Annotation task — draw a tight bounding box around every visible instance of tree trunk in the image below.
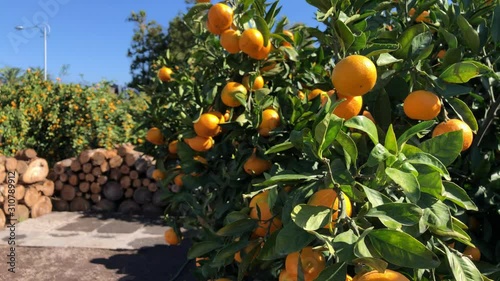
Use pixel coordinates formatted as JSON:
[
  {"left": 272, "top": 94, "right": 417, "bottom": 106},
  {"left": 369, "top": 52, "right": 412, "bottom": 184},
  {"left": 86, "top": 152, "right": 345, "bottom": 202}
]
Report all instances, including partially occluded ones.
[
  {"left": 14, "top": 204, "right": 30, "bottom": 222},
  {"left": 16, "top": 160, "right": 28, "bottom": 175},
  {"left": 22, "top": 158, "right": 49, "bottom": 184},
  {"left": 133, "top": 187, "right": 152, "bottom": 205},
  {"left": 119, "top": 165, "right": 130, "bottom": 175},
  {"left": 97, "top": 175, "right": 108, "bottom": 185},
  {"left": 70, "top": 160, "right": 82, "bottom": 172},
  {"left": 5, "top": 157, "right": 18, "bottom": 172},
  {"left": 23, "top": 186, "right": 41, "bottom": 207},
  {"left": 90, "top": 182, "right": 101, "bottom": 194},
  {"left": 31, "top": 196, "right": 52, "bottom": 218},
  {"left": 109, "top": 168, "right": 121, "bottom": 181},
  {"left": 120, "top": 176, "right": 131, "bottom": 189},
  {"left": 109, "top": 155, "right": 123, "bottom": 169},
  {"left": 118, "top": 199, "right": 140, "bottom": 214},
  {"left": 93, "top": 198, "right": 116, "bottom": 212},
  {"left": 78, "top": 149, "right": 94, "bottom": 164},
  {"left": 15, "top": 148, "right": 37, "bottom": 160},
  {"left": 79, "top": 181, "right": 90, "bottom": 193},
  {"left": 70, "top": 197, "right": 90, "bottom": 212},
  {"left": 91, "top": 150, "right": 106, "bottom": 166},
  {"left": 82, "top": 162, "right": 93, "bottom": 174},
  {"left": 52, "top": 198, "right": 69, "bottom": 211},
  {"left": 103, "top": 181, "right": 123, "bottom": 201},
  {"left": 60, "top": 185, "right": 76, "bottom": 202}
]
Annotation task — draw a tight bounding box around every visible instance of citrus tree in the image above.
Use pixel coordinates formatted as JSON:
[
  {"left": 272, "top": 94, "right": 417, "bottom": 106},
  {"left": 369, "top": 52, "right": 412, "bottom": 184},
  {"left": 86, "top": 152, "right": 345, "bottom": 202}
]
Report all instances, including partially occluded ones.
[
  {"left": 0, "top": 68, "right": 148, "bottom": 164},
  {"left": 140, "top": 0, "right": 500, "bottom": 280}
]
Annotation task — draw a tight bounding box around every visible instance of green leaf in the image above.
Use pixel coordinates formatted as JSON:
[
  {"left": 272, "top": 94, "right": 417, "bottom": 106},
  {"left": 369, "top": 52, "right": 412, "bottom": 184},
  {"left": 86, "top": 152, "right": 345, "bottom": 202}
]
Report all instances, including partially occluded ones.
[
  {"left": 384, "top": 124, "right": 398, "bottom": 155},
  {"left": 411, "top": 32, "right": 433, "bottom": 60},
  {"left": 365, "top": 203, "right": 423, "bottom": 226},
  {"left": 447, "top": 98, "right": 479, "bottom": 132},
  {"left": 376, "top": 53, "right": 402, "bottom": 66},
  {"left": 385, "top": 167, "right": 421, "bottom": 203},
  {"left": 254, "top": 15, "right": 270, "bottom": 47},
  {"left": 368, "top": 229, "right": 440, "bottom": 268},
  {"left": 443, "top": 245, "right": 483, "bottom": 281},
  {"left": 315, "top": 262, "right": 348, "bottom": 281},
  {"left": 333, "top": 230, "right": 358, "bottom": 262},
  {"left": 493, "top": 4, "right": 500, "bottom": 43},
  {"left": 420, "top": 130, "right": 463, "bottom": 166},
  {"left": 345, "top": 116, "right": 379, "bottom": 144},
  {"left": 418, "top": 194, "right": 453, "bottom": 234},
  {"left": 336, "top": 130, "right": 358, "bottom": 169},
  {"left": 439, "top": 61, "right": 492, "bottom": 84},
  {"left": 393, "top": 24, "right": 428, "bottom": 59},
  {"left": 367, "top": 144, "right": 394, "bottom": 167},
  {"left": 438, "top": 27, "right": 458, "bottom": 49},
  {"left": 457, "top": 15, "right": 480, "bottom": 54},
  {"left": 187, "top": 240, "right": 223, "bottom": 259},
  {"left": 418, "top": 172, "right": 444, "bottom": 198},
  {"left": 397, "top": 120, "right": 436, "bottom": 148},
  {"left": 314, "top": 113, "right": 343, "bottom": 158},
  {"left": 442, "top": 181, "right": 478, "bottom": 211},
  {"left": 435, "top": 79, "right": 473, "bottom": 97},
  {"left": 211, "top": 239, "right": 248, "bottom": 267},
  {"left": 334, "top": 20, "right": 355, "bottom": 51},
  {"left": 261, "top": 223, "right": 315, "bottom": 260},
  {"left": 406, "top": 152, "right": 450, "bottom": 180},
  {"left": 253, "top": 174, "right": 318, "bottom": 187},
  {"left": 362, "top": 185, "right": 393, "bottom": 207},
  {"left": 361, "top": 42, "right": 400, "bottom": 58},
  {"left": 216, "top": 218, "right": 257, "bottom": 236},
  {"left": 265, "top": 141, "right": 294, "bottom": 154},
  {"left": 291, "top": 204, "right": 331, "bottom": 231}
]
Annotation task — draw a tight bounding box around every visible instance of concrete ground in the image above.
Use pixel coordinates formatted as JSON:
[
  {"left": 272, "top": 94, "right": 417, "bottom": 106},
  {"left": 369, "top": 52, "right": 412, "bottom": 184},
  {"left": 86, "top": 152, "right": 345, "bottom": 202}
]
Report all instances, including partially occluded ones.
[{"left": 0, "top": 211, "right": 197, "bottom": 281}]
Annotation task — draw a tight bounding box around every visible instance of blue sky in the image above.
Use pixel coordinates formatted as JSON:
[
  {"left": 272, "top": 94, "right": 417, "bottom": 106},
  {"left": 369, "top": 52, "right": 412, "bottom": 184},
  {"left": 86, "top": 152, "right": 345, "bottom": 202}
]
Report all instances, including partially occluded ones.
[{"left": 0, "top": 0, "right": 318, "bottom": 86}]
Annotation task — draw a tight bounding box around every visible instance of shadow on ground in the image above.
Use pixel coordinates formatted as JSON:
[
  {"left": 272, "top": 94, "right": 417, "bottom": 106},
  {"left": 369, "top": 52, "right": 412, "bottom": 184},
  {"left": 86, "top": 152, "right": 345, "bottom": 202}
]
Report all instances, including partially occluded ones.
[{"left": 90, "top": 239, "right": 197, "bottom": 281}]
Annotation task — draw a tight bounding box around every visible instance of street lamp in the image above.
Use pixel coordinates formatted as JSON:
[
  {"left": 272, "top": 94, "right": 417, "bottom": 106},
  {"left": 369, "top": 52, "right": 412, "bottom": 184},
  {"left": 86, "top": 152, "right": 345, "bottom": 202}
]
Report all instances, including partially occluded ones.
[{"left": 15, "top": 23, "right": 51, "bottom": 81}]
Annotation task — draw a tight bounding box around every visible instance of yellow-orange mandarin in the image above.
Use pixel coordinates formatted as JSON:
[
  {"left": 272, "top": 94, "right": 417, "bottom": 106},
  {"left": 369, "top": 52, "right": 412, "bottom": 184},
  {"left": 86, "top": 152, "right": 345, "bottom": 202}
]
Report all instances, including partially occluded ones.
[
  {"left": 331, "top": 55, "right": 377, "bottom": 97},
  {"left": 352, "top": 269, "right": 410, "bottom": 281},
  {"left": 207, "top": 3, "right": 233, "bottom": 34},
  {"left": 432, "top": 119, "right": 473, "bottom": 151},
  {"left": 249, "top": 191, "right": 282, "bottom": 237},
  {"left": 164, "top": 228, "right": 181, "bottom": 245},
  {"left": 285, "top": 247, "right": 326, "bottom": 281},
  {"left": 403, "top": 90, "right": 442, "bottom": 120},
  {"left": 184, "top": 135, "right": 214, "bottom": 152},
  {"left": 221, "top": 82, "right": 248, "bottom": 107},
  {"left": 220, "top": 29, "right": 241, "bottom": 54},
  {"left": 194, "top": 112, "right": 223, "bottom": 137},
  {"left": 333, "top": 93, "right": 363, "bottom": 120},
  {"left": 146, "top": 127, "right": 164, "bottom": 145},
  {"left": 258, "top": 108, "right": 280, "bottom": 137}
]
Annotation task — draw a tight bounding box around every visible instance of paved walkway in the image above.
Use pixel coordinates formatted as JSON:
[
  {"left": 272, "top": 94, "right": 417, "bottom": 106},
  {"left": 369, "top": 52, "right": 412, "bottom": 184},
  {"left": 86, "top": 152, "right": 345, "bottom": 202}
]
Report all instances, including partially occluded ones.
[{"left": 0, "top": 212, "right": 197, "bottom": 281}]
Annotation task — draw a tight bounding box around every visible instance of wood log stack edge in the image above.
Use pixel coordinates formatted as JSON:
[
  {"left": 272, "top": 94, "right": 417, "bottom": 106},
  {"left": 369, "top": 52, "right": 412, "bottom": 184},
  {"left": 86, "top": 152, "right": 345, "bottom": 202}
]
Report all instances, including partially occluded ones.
[
  {"left": 51, "top": 144, "right": 166, "bottom": 216},
  {"left": 0, "top": 148, "right": 52, "bottom": 228}
]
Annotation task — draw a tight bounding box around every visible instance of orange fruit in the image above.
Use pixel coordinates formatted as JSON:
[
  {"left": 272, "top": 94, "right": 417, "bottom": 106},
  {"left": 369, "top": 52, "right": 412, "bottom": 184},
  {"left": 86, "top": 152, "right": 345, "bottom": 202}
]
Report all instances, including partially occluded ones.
[
  {"left": 308, "top": 89, "right": 329, "bottom": 106},
  {"left": 158, "top": 67, "right": 173, "bottom": 82},
  {"left": 221, "top": 82, "right": 248, "bottom": 107},
  {"left": 297, "top": 91, "right": 306, "bottom": 100},
  {"left": 409, "top": 8, "right": 431, "bottom": 23},
  {"left": 463, "top": 246, "right": 481, "bottom": 261},
  {"left": 195, "top": 257, "right": 208, "bottom": 267},
  {"left": 362, "top": 110, "right": 375, "bottom": 123},
  {"left": 331, "top": 55, "right": 377, "bottom": 97},
  {"left": 285, "top": 247, "right": 326, "bottom": 281},
  {"left": 242, "top": 75, "right": 264, "bottom": 91},
  {"left": 239, "top": 28, "right": 264, "bottom": 56},
  {"left": 152, "top": 169, "right": 166, "bottom": 181},
  {"left": 164, "top": 228, "right": 181, "bottom": 245},
  {"left": 279, "top": 269, "right": 296, "bottom": 281},
  {"left": 244, "top": 151, "right": 272, "bottom": 175},
  {"left": 432, "top": 119, "right": 473, "bottom": 151},
  {"left": 258, "top": 108, "right": 280, "bottom": 137},
  {"left": 206, "top": 20, "right": 221, "bottom": 35},
  {"left": 308, "top": 189, "right": 352, "bottom": 229},
  {"left": 437, "top": 49, "right": 446, "bottom": 59},
  {"left": 146, "top": 127, "right": 164, "bottom": 145},
  {"left": 249, "top": 191, "right": 282, "bottom": 237},
  {"left": 194, "top": 112, "right": 223, "bottom": 137},
  {"left": 346, "top": 275, "right": 353, "bottom": 281},
  {"left": 403, "top": 90, "right": 442, "bottom": 120},
  {"left": 220, "top": 29, "right": 241, "bottom": 54},
  {"left": 207, "top": 3, "right": 233, "bottom": 34},
  {"left": 185, "top": 135, "right": 214, "bottom": 152},
  {"left": 168, "top": 140, "right": 178, "bottom": 154},
  {"left": 249, "top": 41, "right": 272, "bottom": 60},
  {"left": 333, "top": 93, "right": 363, "bottom": 120},
  {"left": 174, "top": 173, "right": 184, "bottom": 187},
  {"left": 282, "top": 30, "right": 294, "bottom": 47},
  {"left": 353, "top": 269, "right": 410, "bottom": 281}
]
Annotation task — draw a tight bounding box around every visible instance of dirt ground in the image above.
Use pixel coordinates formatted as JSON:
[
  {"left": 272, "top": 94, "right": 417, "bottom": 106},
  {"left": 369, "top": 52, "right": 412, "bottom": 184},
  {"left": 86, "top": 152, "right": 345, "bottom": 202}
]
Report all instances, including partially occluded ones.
[{"left": 0, "top": 242, "right": 197, "bottom": 281}]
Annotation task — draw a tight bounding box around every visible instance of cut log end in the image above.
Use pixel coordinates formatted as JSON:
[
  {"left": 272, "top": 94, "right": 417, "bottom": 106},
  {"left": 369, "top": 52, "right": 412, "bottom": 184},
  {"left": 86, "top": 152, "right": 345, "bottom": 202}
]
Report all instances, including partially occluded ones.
[{"left": 31, "top": 196, "right": 53, "bottom": 218}]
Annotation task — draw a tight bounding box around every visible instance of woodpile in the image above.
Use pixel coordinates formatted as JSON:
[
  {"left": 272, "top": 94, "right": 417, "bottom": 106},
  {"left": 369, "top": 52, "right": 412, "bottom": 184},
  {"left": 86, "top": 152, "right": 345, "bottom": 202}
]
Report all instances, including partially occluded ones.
[
  {"left": 0, "top": 149, "right": 53, "bottom": 228},
  {"left": 52, "top": 144, "right": 166, "bottom": 215}
]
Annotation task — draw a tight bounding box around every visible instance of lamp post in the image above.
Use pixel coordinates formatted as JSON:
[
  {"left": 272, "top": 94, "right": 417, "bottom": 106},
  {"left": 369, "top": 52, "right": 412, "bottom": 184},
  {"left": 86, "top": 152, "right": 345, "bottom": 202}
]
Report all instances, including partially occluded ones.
[{"left": 15, "top": 23, "right": 50, "bottom": 81}]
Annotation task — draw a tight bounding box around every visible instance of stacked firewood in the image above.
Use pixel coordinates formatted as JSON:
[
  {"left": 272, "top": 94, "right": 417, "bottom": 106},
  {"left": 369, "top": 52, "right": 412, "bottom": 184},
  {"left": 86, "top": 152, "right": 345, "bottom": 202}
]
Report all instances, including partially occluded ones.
[
  {"left": 0, "top": 149, "right": 53, "bottom": 228},
  {"left": 52, "top": 144, "right": 166, "bottom": 215}
]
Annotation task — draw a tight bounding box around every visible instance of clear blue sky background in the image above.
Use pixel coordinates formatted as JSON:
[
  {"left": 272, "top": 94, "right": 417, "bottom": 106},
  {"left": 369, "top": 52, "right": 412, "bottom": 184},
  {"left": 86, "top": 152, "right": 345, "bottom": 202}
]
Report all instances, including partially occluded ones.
[{"left": 0, "top": 0, "right": 318, "bottom": 86}]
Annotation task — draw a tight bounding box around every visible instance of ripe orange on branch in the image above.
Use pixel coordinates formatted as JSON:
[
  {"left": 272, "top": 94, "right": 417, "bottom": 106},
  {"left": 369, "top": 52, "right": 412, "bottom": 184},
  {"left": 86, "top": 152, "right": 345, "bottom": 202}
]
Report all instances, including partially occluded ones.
[
  {"left": 185, "top": 135, "right": 214, "bottom": 152},
  {"left": 258, "top": 108, "right": 280, "bottom": 137},
  {"left": 331, "top": 55, "right": 377, "bottom": 97},
  {"left": 333, "top": 93, "right": 363, "bottom": 120},
  {"left": 243, "top": 150, "right": 272, "bottom": 175},
  {"left": 403, "top": 90, "right": 442, "bottom": 120},
  {"left": 158, "top": 66, "right": 173, "bottom": 82},
  {"left": 432, "top": 119, "right": 473, "bottom": 151},
  {"left": 221, "top": 82, "right": 248, "bottom": 107},
  {"left": 194, "top": 112, "right": 224, "bottom": 137},
  {"left": 239, "top": 28, "right": 264, "bottom": 56},
  {"left": 146, "top": 127, "right": 164, "bottom": 145},
  {"left": 249, "top": 191, "right": 282, "bottom": 237},
  {"left": 242, "top": 75, "right": 264, "bottom": 91},
  {"left": 220, "top": 29, "right": 241, "bottom": 54},
  {"left": 285, "top": 247, "right": 326, "bottom": 281},
  {"left": 308, "top": 189, "right": 352, "bottom": 229},
  {"left": 352, "top": 269, "right": 410, "bottom": 281},
  {"left": 164, "top": 228, "right": 181, "bottom": 245},
  {"left": 207, "top": 3, "right": 233, "bottom": 34}
]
